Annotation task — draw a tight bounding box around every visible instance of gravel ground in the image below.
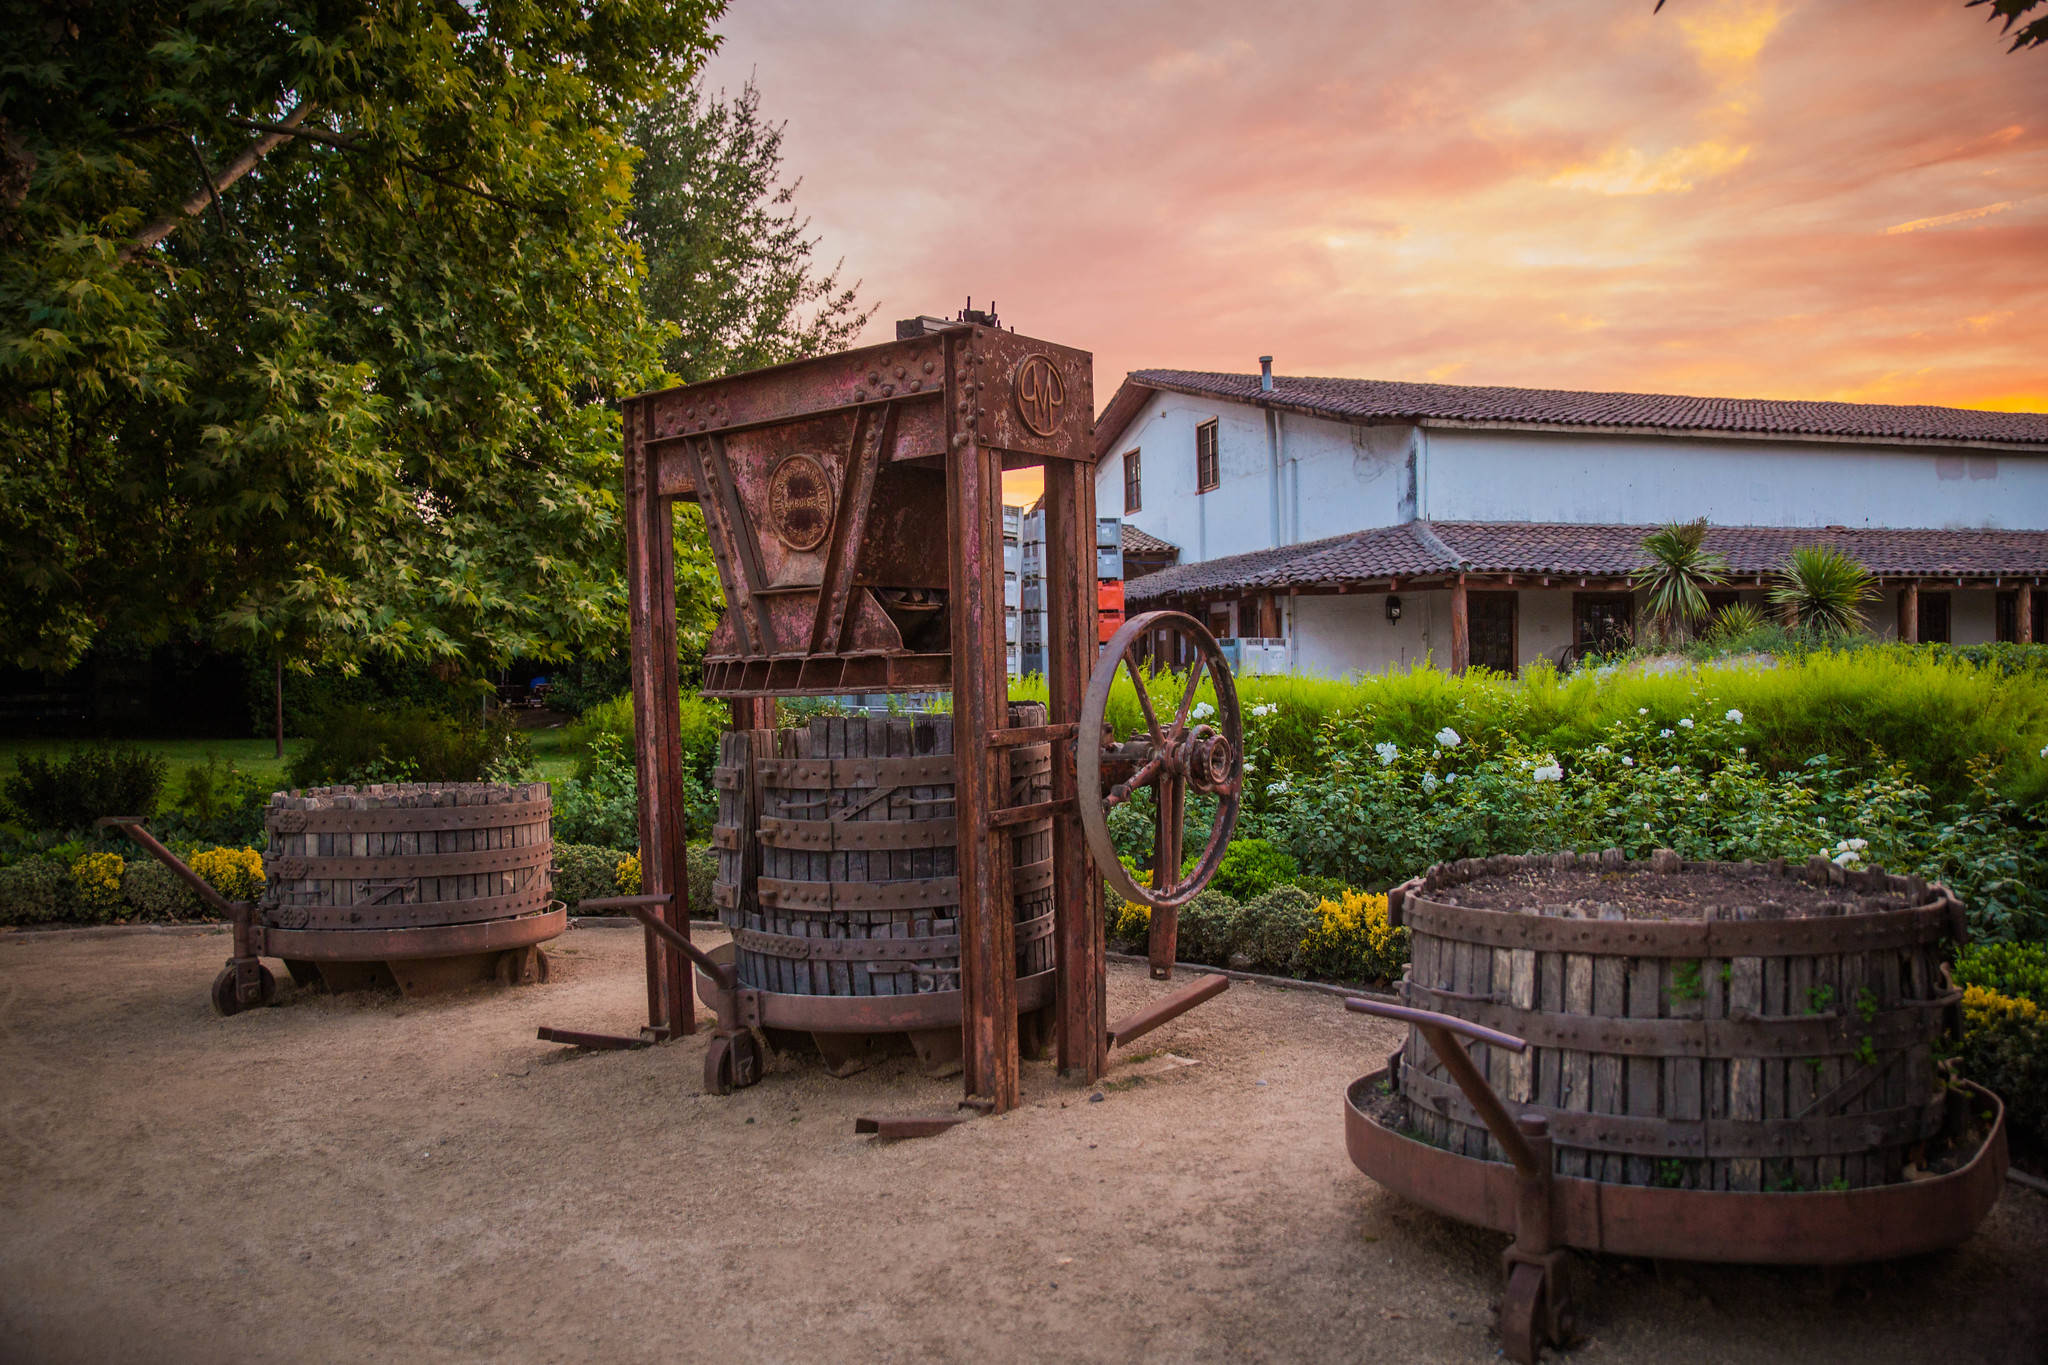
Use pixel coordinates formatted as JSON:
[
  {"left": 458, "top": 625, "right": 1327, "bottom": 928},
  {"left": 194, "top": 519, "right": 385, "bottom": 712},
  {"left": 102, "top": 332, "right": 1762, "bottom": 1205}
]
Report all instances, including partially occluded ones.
[{"left": 1, "top": 923, "right": 2043, "bottom": 1363}]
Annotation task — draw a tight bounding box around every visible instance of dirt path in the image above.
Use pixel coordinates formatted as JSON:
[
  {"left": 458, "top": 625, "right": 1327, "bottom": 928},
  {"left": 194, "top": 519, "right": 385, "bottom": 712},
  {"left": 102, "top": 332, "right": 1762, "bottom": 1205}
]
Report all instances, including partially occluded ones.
[{"left": 1, "top": 924, "right": 2043, "bottom": 1363}]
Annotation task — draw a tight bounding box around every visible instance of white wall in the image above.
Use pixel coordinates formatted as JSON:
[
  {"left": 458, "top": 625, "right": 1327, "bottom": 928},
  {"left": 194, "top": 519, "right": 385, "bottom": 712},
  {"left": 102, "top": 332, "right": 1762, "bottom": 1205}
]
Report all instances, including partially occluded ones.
[
  {"left": 1425, "top": 428, "right": 2048, "bottom": 530},
  {"left": 1096, "top": 392, "right": 1414, "bottom": 563}
]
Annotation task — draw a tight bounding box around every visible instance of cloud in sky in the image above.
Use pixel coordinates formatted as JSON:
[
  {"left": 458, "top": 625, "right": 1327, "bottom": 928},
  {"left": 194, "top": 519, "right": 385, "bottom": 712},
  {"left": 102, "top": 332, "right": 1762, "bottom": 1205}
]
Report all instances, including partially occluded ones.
[{"left": 704, "top": 0, "right": 2048, "bottom": 416}]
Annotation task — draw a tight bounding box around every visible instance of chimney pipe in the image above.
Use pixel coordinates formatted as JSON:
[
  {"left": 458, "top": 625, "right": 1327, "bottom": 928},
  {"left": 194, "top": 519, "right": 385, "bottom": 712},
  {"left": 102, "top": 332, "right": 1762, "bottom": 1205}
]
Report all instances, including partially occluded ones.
[{"left": 1259, "top": 356, "right": 1274, "bottom": 392}]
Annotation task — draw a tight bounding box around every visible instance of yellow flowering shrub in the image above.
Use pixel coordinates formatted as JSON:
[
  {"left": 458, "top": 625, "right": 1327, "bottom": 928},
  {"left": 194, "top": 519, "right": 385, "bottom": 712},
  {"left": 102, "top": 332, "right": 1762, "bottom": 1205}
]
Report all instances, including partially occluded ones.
[
  {"left": 70, "top": 851, "right": 126, "bottom": 920},
  {"left": 189, "top": 846, "right": 265, "bottom": 902},
  {"left": 1959, "top": 984, "right": 2047, "bottom": 1151},
  {"left": 614, "top": 852, "right": 641, "bottom": 895},
  {"left": 1299, "top": 889, "right": 1408, "bottom": 985}
]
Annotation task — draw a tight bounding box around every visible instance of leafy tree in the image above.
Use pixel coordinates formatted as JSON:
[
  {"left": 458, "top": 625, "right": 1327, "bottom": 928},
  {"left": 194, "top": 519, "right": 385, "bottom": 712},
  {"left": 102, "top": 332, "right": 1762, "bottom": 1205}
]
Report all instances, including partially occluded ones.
[
  {"left": 630, "top": 77, "right": 872, "bottom": 384},
  {"left": 609, "top": 73, "right": 876, "bottom": 675},
  {"left": 1968, "top": 0, "right": 2048, "bottom": 50},
  {"left": 1770, "top": 546, "right": 1878, "bottom": 635},
  {"left": 0, "top": 2, "right": 722, "bottom": 683},
  {"left": 1632, "top": 518, "right": 1728, "bottom": 643}
]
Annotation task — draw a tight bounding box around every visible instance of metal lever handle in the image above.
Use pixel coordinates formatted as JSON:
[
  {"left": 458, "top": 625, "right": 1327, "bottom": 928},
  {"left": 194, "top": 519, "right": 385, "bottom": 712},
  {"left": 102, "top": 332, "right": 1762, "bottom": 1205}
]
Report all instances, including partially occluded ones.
[
  {"left": 578, "top": 893, "right": 733, "bottom": 987},
  {"left": 1346, "top": 996, "right": 1544, "bottom": 1178}
]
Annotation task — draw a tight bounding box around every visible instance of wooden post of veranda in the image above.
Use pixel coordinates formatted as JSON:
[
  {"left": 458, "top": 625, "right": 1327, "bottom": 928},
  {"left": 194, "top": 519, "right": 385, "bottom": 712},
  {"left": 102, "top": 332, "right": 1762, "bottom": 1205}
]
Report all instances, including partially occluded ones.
[{"left": 1449, "top": 575, "right": 1471, "bottom": 674}]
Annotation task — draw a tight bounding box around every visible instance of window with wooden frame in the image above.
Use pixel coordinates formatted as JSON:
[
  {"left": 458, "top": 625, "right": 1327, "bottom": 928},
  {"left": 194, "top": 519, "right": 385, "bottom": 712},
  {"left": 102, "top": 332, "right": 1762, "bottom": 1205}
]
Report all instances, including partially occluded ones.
[
  {"left": 1195, "top": 419, "right": 1220, "bottom": 493},
  {"left": 1123, "top": 448, "right": 1141, "bottom": 514}
]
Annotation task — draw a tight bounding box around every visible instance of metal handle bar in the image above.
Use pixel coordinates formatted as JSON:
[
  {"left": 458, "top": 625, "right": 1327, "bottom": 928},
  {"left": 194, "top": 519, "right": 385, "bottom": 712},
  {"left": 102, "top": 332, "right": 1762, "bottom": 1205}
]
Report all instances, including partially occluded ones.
[
  {"left": 1346, "top": 996, "right": 1545, "bottom": 1178},
  {"left": 578, "top": 893, "right": 733, "bottom": 987},
  {"left": 1343, "top": 997, "right": 1529, "bottom": 1052}
]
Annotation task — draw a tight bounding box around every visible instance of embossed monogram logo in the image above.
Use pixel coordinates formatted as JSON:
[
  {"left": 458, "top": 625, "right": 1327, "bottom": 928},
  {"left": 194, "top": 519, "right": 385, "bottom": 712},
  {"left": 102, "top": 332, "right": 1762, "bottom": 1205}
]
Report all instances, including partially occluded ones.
[
  {"left": 1014, "top": 354, "right": 1066, "bottom": 438},
  {"left": 767, "top": 453, "right": 833, "bottom": 551}
]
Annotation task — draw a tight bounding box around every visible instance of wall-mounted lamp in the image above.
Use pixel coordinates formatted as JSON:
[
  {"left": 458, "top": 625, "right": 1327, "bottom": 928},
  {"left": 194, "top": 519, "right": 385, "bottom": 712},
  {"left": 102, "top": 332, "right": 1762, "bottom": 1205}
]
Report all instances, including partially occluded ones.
[{"left": 1385, "top": 595, "right": 1403, "bottom": 623}]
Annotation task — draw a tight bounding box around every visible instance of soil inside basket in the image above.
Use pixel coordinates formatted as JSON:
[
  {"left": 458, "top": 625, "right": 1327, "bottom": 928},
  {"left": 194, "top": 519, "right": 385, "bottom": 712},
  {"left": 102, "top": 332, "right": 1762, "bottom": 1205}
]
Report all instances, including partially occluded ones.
[{"left": 1436, "top": 864, "right": 1919, "bottom": 920}]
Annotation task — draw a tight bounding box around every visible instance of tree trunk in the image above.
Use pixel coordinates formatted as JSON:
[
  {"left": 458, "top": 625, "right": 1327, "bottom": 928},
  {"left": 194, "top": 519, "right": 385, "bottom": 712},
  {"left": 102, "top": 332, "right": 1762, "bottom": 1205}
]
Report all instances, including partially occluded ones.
[{"left": 274, "top": 654, "right": 284, "bottom": 760}]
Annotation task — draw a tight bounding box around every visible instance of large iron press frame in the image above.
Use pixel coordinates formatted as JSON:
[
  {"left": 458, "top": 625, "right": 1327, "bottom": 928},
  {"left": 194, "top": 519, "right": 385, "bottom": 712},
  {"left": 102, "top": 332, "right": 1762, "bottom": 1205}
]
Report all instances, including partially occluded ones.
[{"left": 570, "top": 319, "right": 1239, "bottom": 1113}]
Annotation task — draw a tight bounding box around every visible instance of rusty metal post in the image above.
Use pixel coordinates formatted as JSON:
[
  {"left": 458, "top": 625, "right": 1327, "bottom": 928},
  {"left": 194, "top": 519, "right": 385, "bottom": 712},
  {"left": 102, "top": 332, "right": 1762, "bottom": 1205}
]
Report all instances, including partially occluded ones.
[
  {"left": 946, "top": 331, "right": 1020, "bottom": 1113},
  {"left": 1044, "top": 458, "right": 1106, "bottom": 1080},
  {"left": 624, "top": 398, "right": 694, "bottom": 1037}
]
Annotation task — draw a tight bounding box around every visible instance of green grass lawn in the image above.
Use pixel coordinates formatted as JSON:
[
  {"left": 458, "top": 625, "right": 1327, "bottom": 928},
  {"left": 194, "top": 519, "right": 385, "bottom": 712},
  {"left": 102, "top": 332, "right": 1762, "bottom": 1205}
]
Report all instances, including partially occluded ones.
[
  {"left": 0, "top": 737, "right": 295, "bottom": 788},
  {"left": 0, "top": 723, "right": 583, "bottom": 791}
]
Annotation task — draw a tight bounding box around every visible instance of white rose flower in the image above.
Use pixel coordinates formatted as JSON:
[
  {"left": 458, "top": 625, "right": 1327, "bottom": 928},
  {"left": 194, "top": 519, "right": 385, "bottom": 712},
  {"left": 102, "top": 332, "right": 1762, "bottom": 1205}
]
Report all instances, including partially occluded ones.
[
  {"left": 1846, "top": 837, "right": 1868, "bottom": 851},
  {"left": 1696, "top": 793, "right": 1709, "bottom": 802},
  {"left": 1737, "top": 746, "right": 1746, "bottom": 756},
  {"left": 1421, "top": 772, "right": 1440, "bottom": 794},
  {"left": 1532, "top": 763, "right": 1563, "bottom": 783},
  {"left": 1638, "top": 708, "right": 1649, "bottom": 716},
  {"left": 1643, "top": 821, "right": 1654, "bottom": 830},
  {"left": 1374, "top": 742, "right": 1398, "bottom": 766},
  {"left": 1594, "top": 745, "right": 1610, "bottom": 754},
  {"left": 1668, "top": 765, "right": 1682, "bottom": 774},
  {"left": 1832, "top": 850, "right": 1862, "bottom": 868},
  {"left": 1679, "top": 718, "right": 1694, "bottom": 729},
  {"left": 1444, "top": 773, "right": 1457, "bottom": 784},
  {"left": 1251, "top": 702, "right": 1277, "bottom": 718},
  {"left": 1621, "top": 756, "right": 1635, "bottom": 767},
  {"left": 1265, "top": 779, "right": 1290, "bottom": 796},
  {"left": 1435, "top": 727, "right": 1462, "bottom": 748},
  {"left": 1726, "top": 709, "right": 1744, "bottom": 724},
  {"left": 1659, "top": 728, "right": 1674, "bottom": 738},
  {"left": 1191, "top": 701, "right": 1215, "bottom": 721}
]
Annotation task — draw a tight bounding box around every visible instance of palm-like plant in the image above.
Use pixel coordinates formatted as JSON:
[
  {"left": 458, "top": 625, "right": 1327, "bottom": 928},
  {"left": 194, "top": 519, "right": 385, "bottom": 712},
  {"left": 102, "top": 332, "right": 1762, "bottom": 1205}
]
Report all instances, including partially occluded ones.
[
  {"left": 1632, "top": 519, "right": 1728, "bottom": 642},
  {"left": 1707, "top": 600, "right": 1770, "bottom": 642},
  {"left": 1770, "top": 545, "right": 1877, "bottom": 634}
]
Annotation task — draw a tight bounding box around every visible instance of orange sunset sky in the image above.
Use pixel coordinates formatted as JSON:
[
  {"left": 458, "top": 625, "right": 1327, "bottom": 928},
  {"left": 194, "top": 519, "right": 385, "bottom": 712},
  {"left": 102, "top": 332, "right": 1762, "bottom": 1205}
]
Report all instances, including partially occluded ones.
[{"left": 705, "top": 0, "right": 2046, "bottom": 438}]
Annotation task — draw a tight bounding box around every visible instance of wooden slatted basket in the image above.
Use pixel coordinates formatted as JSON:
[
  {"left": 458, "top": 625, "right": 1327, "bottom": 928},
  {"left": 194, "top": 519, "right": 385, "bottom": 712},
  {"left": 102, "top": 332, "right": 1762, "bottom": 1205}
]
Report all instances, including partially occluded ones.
[
  {"left": 1388, "top": 850, "right": 1967, "bottom": 1192},
  {"left": 710, "top": 706, "right": 1055, "bottom": 1001}
]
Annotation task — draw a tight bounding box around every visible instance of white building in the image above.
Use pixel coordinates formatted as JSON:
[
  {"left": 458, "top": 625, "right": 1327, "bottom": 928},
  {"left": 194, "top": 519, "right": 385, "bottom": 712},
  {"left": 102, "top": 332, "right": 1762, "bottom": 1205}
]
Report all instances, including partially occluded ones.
[{"left": 1093, "top": 363, "right": 2048, "bottom": 676}]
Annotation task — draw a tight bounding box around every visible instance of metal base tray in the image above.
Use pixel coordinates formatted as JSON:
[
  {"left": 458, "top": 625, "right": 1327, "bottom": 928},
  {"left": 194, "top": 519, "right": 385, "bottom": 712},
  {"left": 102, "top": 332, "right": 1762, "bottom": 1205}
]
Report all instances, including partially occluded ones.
[{"left": 1345, "top": 1068, "right": 2008, "bottom": 1266}]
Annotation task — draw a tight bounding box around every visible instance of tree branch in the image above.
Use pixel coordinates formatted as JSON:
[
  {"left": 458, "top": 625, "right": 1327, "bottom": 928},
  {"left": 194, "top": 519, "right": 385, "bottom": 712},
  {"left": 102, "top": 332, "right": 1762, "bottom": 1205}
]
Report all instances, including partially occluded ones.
[
  {"left": 228, "top": 113, "right": 540, "bottom": 214},
  {"left": 120, "top": 101, "right": 317, "bottom": 262}
]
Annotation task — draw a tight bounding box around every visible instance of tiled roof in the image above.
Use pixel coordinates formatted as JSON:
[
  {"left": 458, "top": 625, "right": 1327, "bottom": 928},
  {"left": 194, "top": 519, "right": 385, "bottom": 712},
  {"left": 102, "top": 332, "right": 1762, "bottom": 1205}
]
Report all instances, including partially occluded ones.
[
  {"left": 1125, "top": 520, "right": 2048, "bottom": 602},
  {"left": 1094, "top": 370, "right": 2048, "bottom": 455},
  {"left": 1120, "top": 523, "right": 1179, "bottom": 557}
]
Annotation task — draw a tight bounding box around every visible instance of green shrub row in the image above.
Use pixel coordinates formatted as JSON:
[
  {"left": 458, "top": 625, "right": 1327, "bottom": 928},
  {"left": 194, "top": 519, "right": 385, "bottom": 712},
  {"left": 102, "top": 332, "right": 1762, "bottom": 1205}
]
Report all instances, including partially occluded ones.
[
  {"left": 1104, "top": 881, "right": 1409, "bottom": 986},
  {"left": 0, "top": 844, "right": 265, "bottom": 927}
]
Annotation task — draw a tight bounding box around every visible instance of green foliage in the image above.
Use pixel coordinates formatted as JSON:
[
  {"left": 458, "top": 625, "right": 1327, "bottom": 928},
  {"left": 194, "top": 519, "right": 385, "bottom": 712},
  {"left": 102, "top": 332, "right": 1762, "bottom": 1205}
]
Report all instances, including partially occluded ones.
[
  {"left": 0, "top": 855, "right": 74, "bottom": 925},
  {"left": 1667, "top": 961, "right": 1705, "bottom": 1003},
  {"left": 1209, "top": 838, "right": 1298, "bottom": 902},
  {"left": 632, "top": 77, "right": 871, "bottom": 386},
  {"left": 1956, "top": 941, "right": 2048, "bottom": 1006},
  {"left": 552, "top": 733, "right": 644, "bottom": 850},
  {"left": 1632, "top": 519, "right": 1727, "bottom": 642},
  {"left": 566, "top": 691, "right": 726, "bottom": 784},
  {"left": 0, "top": 2, "right": 720, "bottom": 676},
  {"left": 1959, "top": 986, "right": 2047, "bottom": 1153},
  {"left": 1238, "top": 886, "right": 1319, "bottom": 975},
  {"left": 4, "top": 745, "right": 168, "bottom": 831},
  {"left": 285, "top": 704, "right": 532, "bottom": 787},
  {"left": 119, "top": 859, "right": 205, "bottom": 921},
  {"left": 1172, "top": 889, "right": 1248, "bottom": 967},
  {"left": 1707, "top": 601, "right": 1770, "bottom": 642},
  {"left": 158, "top": 756, "right": 270, "bottom": 846},
  {"left": 687, "top": 843, "right": 716, "bottom": 918},
  {"left": 1769, "top": 546, "right": 1878, "bottom": 635},
  {"left": 552, "top": 843, "right": 628, "bottom": 908}
]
